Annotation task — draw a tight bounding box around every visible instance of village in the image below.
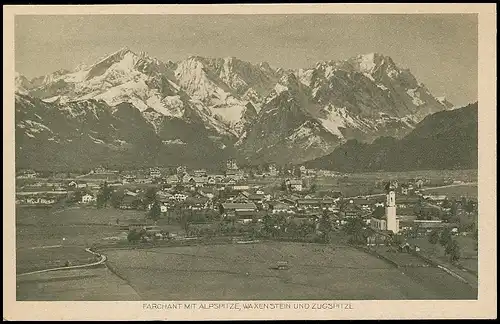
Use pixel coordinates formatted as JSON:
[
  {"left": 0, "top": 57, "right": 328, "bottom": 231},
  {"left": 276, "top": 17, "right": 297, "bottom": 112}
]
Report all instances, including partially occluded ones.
[{"left": 15, "top": 159, "right": 478, "bottom": 258}]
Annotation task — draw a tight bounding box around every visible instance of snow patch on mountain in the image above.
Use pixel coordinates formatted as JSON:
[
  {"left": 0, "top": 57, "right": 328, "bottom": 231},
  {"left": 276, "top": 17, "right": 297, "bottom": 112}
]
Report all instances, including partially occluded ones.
[
  {"left": 407, "top": 88, "right": 424, "bottom": 106},
  {"left": 42, "top": 96, "right": 61, "bottom": 103},
  {"left": 273, "top": 83, "right": 288, "bottom": 95},
  {"left": 19, "top": 120, "right": 53, "bottom": 134},
  {"left": 162, "top": 139, "right": 187, "bottom": 145},
  {"left": 317, "top": 107, "right": 349, "bottom": 138},
  {"left": 297, "top": 68, "right": 314, "bottom": 87},
  {"left": 89, "top": 135, "right": 105, "bottom": 144},
  {"left": 376, "top": 83, "right": 388, "bottom": 91},
  {"left": 358, "top": 53, "right": 377, "bottom": 73}
]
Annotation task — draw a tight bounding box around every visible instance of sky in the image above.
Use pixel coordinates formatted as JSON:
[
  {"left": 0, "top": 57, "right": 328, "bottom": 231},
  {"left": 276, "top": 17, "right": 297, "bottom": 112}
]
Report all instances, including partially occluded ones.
[{"left": 15, "top": 14, "right": 478, "bottom": 107}]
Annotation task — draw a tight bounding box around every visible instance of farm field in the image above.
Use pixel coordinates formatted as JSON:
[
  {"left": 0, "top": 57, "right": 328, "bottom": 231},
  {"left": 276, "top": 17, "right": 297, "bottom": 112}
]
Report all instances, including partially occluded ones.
[
  {"left": 16, "top": 266, "right": 141, "bottom": 301},
  {"left": 420, "top": 183, "right": 478, "bottom": 198},
  {"left": 15, "top": 206, "right": 184, "bottom": 273},
  {"left": 317, "top": 169, "right": 476, "bottom": 183},
  {"left": 314, "top": 170, "right": 477, "bottom": 197},
  {"left": 102, "top": 242, "right": 477, "bottom": 300},
  {"left": 16, "top": 246, "right": 98, "bottom": 274},
  {"left": 16, "top": 207, "right": 128, "bottom": 249},
  {"left": 16, "top": 206, "right": 143, "bottom": 226},
  {"left": 358, "top": 169, "right": 476, "bottom": 181}
]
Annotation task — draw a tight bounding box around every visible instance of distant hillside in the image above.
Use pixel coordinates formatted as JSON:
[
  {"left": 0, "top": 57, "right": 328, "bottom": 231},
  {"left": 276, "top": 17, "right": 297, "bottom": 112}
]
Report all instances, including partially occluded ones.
[{"left": 305, "top": 102, "right": 478, "bottom": 172}]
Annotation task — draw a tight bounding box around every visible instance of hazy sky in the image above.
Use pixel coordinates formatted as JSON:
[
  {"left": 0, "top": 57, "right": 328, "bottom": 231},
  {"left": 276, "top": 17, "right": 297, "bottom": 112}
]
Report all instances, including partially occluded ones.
[{"left": 15, "top": 14, "right": 478, "bottom": 106}]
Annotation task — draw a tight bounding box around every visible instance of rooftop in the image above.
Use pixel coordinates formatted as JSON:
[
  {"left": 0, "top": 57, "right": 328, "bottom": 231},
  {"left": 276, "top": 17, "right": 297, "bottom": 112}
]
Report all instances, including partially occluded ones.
[{"left": 222, "top": 202, "right": 257, "bottom": 210}]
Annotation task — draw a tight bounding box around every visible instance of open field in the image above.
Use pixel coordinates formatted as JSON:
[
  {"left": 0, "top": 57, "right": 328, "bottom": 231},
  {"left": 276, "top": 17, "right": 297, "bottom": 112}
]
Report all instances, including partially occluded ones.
[
  {"left": 102, "top": 242, "right": 476, "bottom": 300},
  {"left": 16, "top": 206, "right": 143, "bottom": 226},
  {"left": 16, "top": 207, "right": 130, "bottom": 250},
  {"left": 345, "top": 169, "right": 477, "bottom": 182},
  {"left": 420, "top": 183, "right": 478, "bottom": 198},
  {"left": 16, "top": 266, "right": 141, "bottom": 301},
  {"left": 16, "top": 206, "right": 184, "bottom": 273},
  {"left": 314, "top": 170, "right": 477, "bottom": 197},
  {"left": 16, "top": 246, "right": 99, "bottom": 274}
]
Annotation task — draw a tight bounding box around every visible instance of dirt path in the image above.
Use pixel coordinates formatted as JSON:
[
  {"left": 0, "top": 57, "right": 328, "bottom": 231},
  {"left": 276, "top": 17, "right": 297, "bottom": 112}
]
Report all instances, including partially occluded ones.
[{"left": 17, "top": 248, "right": 106, "bottom": 276}]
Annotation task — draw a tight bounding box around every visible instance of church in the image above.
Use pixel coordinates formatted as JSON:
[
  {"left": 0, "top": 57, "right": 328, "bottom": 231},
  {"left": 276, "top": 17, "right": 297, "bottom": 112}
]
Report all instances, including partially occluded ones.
[{"left": 370, "top": 181, "right": 400, "bottom": 234}]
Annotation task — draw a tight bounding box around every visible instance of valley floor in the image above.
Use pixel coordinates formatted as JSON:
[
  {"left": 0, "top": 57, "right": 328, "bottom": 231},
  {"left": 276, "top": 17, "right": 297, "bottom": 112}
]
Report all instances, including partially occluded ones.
[{"left": 17, "top": 241, "right": 477, "bottom": 301}]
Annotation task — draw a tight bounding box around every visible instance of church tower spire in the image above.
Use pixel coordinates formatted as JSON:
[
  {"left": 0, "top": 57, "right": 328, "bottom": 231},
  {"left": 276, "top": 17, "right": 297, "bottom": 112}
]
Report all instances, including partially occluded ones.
[{"left": 385, "top": 181, "right": 399, "bottom": 233}]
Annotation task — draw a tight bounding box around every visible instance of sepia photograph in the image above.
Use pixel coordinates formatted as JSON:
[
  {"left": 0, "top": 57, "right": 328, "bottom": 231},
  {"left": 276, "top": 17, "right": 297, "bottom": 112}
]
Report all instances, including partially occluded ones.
[{"left": 3, "top": 3, "right": 497, "bottom": 321}]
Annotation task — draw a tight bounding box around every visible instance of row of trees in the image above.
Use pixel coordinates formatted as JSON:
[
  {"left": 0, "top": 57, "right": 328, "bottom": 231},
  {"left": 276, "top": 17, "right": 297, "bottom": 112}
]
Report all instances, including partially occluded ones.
[
  {"left": 127, "top": 228, "right": 170, "bottom": 243},
  {"left": 259, "top": 211, "right": 334, "bottom": 243},
  {"left": 428, "top": 228, "right": 461, "bottom": 262}
]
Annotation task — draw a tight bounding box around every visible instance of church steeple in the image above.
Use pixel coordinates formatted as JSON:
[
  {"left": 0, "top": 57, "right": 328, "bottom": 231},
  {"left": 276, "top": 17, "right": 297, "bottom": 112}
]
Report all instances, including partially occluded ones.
[{"left": 385, "top": 180, "right": 399, "bottom": 233}]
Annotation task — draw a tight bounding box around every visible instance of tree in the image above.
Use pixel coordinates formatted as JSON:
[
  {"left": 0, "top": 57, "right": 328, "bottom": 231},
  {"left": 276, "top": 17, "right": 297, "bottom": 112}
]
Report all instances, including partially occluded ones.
[
  {"left": 96, "top": 181, "right": 112, "bottom": 208},
  {"left": 262, "top": 214, "right": 273, "bottom": 237},
  {"left": 318, "top": 212, "right": 333, "bottom": 243},
  {"left": 127, "top": 229, "right": 142, "bottom": 243},
  {"left": 464, "top": 200, "right": 476, "bottom": 214},
  {"left": 280, "top": 181, "right": 287, "bottom": 192},
  {"left": 180, "top": 208, "right": 190, "bottom": 234},
  {"left": 441, "top": 198, "right": 452, "bottom": 209},
  {"left": 372, "top": 206, "right": 385, "bottom": 219},
  {"left": 345, "top": 217, "right": 365, "bottom": 244},
  {"left": 110, "top": 191, "right": 125, "bottom": 208},
  {"left": 450, "top": 201, "right": 458, "bottom": 218},
  {"left": 391, "top": 233, "right": 404, "bottom": 246},
  {"left": 144, "top": 187, "right": 158, "bottom": 205},
  {"left": 429, "top": 229, "right": 440, "bottom": 245},
  {"left": 71, "top": 190, "right": 84, "bottom": 203},
  {"left": 174, "top": 183, "right": 184, "bottom": 192},
  {"left": 148, "top": 200, "right": 161, "bottom": 222},
  {"left": 439, "top": 228, "right": 452, "bottom": 248},
  {"left": 96, "top": 192, "right": 106, "bottom": 208},
  {"left": 445, "top": 240, "right": 460, "bottom": 263}
]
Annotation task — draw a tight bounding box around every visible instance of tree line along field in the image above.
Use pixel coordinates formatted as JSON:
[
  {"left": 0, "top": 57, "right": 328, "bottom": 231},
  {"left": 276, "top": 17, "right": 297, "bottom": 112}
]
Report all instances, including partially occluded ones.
[
  {"left": 102, "top": 241, "right": 476, "bottom": 300},
  {"left": 407, "top": 235, "right": 478, "bottom": 274}
]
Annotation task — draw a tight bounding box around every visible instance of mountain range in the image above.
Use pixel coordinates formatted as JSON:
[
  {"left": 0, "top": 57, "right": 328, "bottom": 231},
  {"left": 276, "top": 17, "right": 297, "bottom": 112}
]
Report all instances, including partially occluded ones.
[{"left": 15, "top": 47, "right": 460, "bottom": 170}]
